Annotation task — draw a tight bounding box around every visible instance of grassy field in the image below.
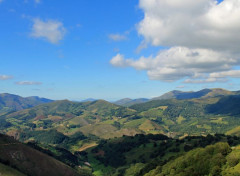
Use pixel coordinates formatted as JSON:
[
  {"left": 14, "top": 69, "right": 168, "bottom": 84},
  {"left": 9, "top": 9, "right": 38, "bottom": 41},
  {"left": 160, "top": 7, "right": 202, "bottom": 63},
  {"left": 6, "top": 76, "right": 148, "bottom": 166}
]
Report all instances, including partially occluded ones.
[{"left": 226, "top": 126, "right": 240, "bottom": 136}]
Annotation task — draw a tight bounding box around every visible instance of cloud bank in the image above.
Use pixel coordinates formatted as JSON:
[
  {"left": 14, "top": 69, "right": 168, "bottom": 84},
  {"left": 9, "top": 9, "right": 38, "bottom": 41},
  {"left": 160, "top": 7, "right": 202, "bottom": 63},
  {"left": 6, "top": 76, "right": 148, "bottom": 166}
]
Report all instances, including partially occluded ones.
[{"left": 111, "top": 0, "right": 240, "bottom": 83}]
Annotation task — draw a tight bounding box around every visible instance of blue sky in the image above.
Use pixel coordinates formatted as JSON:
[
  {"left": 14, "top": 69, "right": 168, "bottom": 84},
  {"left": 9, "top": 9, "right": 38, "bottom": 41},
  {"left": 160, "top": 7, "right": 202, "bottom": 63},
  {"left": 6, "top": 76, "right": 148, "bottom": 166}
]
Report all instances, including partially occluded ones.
[{"left": 0, "top": 0, "right": 240, "bottom": 100}]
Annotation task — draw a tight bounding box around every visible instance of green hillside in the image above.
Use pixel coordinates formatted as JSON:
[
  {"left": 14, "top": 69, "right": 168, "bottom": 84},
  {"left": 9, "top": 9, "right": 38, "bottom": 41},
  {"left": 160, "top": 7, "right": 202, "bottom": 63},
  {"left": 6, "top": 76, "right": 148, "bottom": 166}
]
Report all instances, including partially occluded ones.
[
  {"left": 86, "top": 133, "right": 240, "bottom": 176},
  {"left": 206, "top": 95, "right": 240, "bottom": 116},
  {"left": 145, "top": 142, "right": 240, "bottom": 176},
  {"left": 0, "top": 133, "right": 91, "bottom": 176}
]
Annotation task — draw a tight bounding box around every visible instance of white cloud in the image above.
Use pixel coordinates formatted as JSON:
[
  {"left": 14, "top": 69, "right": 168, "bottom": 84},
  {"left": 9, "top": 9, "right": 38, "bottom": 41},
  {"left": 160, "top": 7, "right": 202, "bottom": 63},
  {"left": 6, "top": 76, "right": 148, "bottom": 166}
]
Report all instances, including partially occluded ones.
[
  {"left": 30, "top": 18, "right": 66, "bottom": 44},
  {"left": 110, "top": 0, "right": 240, "bottom": 83},
  {"left": 108, "top": 34, "right": 127, "bottom": 41},
  {"left": 110, "top": 54, "right": 127, "bottom": 67},
  {"left": 209, "top": 70, "right": 240, "bottom": 78},
  {"left": 138, "top": 0, "right": 240, "bottom": 52},
  {"left": 15, "top": 81, "right": 42, "bottom": 85},
  {"left": 111, "top": 47, "right": 238, "bottom": 82},
  {"left": 0, "top": 75, "right": 13, "bottom": 80}
]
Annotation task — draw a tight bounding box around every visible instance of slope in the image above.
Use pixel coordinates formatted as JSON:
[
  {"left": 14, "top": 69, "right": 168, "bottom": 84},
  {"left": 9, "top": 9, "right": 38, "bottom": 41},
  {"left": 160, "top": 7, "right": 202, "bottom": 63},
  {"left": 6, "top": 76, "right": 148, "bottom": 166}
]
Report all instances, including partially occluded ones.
[{"left": 0, "top": 133, "right": 87, "bottom": 176}]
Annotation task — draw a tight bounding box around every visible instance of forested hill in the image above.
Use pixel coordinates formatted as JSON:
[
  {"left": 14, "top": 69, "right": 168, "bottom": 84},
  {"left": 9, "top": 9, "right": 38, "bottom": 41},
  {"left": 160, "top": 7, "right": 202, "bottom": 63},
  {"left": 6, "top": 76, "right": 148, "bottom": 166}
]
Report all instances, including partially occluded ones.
[{"left": 206, "top": 95, "right": 240, "bottom": 116}]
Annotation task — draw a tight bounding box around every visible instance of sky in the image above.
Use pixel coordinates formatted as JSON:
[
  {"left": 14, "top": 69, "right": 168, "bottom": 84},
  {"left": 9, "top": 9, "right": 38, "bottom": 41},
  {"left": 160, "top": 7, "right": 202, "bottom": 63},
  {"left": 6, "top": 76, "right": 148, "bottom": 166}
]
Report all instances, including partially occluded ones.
[{"left": 0, "top": 0, "right": 240, "bottom": 101}]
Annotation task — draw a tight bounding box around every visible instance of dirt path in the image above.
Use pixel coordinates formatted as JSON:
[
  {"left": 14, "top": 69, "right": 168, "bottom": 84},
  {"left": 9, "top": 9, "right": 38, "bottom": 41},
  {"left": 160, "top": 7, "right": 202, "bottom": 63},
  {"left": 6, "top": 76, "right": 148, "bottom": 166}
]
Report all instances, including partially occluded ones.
[{"left": 78, "top": 143, "right": 97, "bottom": 151}]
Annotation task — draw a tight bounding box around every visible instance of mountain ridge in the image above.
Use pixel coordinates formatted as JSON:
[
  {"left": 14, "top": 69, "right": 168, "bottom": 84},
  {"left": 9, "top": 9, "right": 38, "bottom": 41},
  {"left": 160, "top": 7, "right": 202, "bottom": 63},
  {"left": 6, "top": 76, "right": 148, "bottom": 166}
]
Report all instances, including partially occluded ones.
[{"left": 0, "top": 93, "right": 53, "bottom": 114}]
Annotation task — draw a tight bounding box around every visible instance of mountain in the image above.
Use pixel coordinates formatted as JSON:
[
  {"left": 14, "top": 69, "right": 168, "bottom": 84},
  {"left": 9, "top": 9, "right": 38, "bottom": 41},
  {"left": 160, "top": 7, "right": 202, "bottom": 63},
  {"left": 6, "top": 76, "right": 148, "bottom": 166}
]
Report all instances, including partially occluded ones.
[
  {"left": 0, "top": 133, "right": 89, "bottom": 176},
  {"left": 152, "top": 88, "right": 236, "bottom": 100},
  {"left": 114, "top": 98, "right": 132, "bottom": 105},
  {"left": 80, "top": 98, "right": 97, "bottom": 102},
  {"left": 114, "top": 98, "right": 149, "bottom": 106},
  {"left": 0, "top": 93, "right": 53, "bottom": 114}
]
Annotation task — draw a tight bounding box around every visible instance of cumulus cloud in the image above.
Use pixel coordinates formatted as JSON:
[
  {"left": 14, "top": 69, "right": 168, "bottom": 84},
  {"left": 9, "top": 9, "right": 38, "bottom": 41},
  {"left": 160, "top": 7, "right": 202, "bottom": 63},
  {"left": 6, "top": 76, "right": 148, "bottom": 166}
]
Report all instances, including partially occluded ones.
[
  {"left": 110, "top": 54, "right": 127, "bottom": 67},
  {"left": 108, "top": 34, "right": 127, "bottom": 41},
  {"left": 0, "top": 75, "right": 13, "bottom": 80},
  {"left": 30, "top": 18, "right": 66, "bottom": 44},
  {"left": 110, "top": 0, "right": 240, "bottom": 83},
  {"left": 138, "top": 0, "right": 240, "bottom": 52},
  {"left": 15, "top": 81, "right": 42, "bottom": 85},
  {"left": 111, "top": 47, "right": 238, "bottom": 82}
]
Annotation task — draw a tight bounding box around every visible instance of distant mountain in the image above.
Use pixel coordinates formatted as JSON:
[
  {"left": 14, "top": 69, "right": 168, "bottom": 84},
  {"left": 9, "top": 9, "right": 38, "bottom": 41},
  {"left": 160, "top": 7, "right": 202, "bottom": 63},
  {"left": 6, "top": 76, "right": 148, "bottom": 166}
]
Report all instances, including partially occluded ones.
[
  {"left": 0, "top": 93, "right": 53, "bottom": 114},
  {"left": 152, "top": 88, "right": 236, "bottom": 100},
  {"left": 114, "top": 98, "right": 132, "bottom": 105},
  {"left": 81, "top": 98, "right": 97, "bottom": 102},
  {"left": 114, "top": 98, "right": 149, "bottom": 106}
]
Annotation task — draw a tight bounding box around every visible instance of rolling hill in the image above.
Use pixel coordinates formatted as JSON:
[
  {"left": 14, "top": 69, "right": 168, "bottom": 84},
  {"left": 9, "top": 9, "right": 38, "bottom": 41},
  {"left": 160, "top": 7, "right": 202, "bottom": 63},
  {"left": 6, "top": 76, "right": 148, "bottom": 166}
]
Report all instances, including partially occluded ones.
[{"left": 1, "top": 89, "right": 240, "bottom": 144}]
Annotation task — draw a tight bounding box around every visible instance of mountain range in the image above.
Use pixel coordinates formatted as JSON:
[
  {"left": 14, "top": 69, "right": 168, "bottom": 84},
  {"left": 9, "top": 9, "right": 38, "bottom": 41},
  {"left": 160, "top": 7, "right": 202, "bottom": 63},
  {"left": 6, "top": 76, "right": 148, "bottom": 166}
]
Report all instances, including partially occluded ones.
[
  {"left": 1, "top": 88, "right": 240, "bottom": 175},
  {"left": 113, "top": 88, "right": 239, "bottom": 106}
]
